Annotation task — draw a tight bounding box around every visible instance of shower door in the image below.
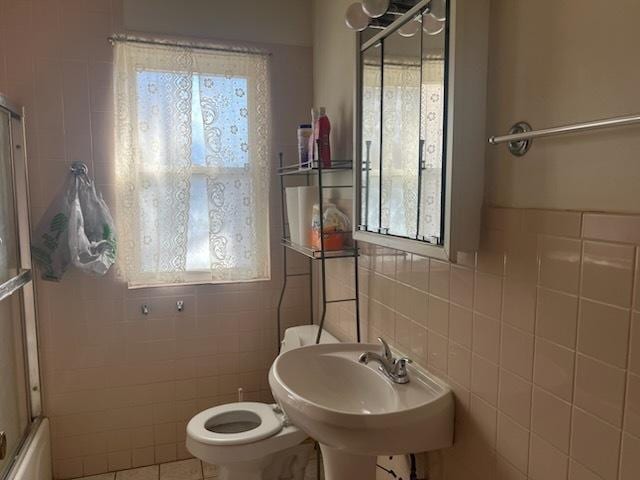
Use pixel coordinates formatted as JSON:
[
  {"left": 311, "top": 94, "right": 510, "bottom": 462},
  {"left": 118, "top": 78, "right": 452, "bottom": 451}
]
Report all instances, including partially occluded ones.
[{"left": 0, "top": 96, "right": 41, "bottom": 478}]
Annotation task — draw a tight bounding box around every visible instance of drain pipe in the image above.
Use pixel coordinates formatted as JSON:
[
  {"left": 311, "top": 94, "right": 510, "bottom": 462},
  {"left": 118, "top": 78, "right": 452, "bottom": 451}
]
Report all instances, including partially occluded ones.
[
  {"left": 409, "top": 453, "right": 418, "bottom": 480},
  {"left": 376, "top": 461, "right": 398, "bottom": 478},
  {"left": 377, "top": 454, "right": 424, "bottom": 480}
]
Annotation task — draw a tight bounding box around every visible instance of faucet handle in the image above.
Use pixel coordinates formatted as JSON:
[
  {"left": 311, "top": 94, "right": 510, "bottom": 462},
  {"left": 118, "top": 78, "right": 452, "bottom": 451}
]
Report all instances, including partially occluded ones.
[
  {"left": 377, "top": 337, "right": 393, "bottom": 362},
  {"left": 393, "top": 357, "right": 413, "bottom": 377}
]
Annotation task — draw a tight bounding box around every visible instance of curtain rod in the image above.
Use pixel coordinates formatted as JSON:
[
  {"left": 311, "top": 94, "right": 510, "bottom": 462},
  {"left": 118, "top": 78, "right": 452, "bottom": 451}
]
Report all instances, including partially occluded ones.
[
  {"left": 488, "top": 114, "right": 640, "bottom": 156},
  {"left": 107, "top": 35, "right": 272, "bottom": 56}
]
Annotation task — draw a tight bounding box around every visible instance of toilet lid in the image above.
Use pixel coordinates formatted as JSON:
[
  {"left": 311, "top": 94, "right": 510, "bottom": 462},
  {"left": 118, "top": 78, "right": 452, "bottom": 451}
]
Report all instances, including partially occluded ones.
[{"left": 188, "top": 402, "right": 285, "bottom": 446}]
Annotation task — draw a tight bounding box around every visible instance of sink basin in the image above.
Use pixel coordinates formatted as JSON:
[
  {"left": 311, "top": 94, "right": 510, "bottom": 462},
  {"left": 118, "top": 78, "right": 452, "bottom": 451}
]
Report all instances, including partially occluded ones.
[{"left": 268, "top": 343, "right": 454, "bottom": 480}]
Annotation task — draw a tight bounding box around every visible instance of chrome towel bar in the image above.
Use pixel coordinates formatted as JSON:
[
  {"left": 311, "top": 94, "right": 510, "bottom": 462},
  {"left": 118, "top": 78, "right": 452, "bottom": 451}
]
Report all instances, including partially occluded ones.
[{"left": 488, "top": 114, "right": 640, "bottom": 156}]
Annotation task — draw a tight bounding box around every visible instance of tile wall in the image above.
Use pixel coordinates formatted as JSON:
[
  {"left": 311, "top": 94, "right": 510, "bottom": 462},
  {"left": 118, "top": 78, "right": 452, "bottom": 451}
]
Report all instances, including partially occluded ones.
[
  {"left": 323, "top": 208, "right": 640, "bottom": 480},
  {"left": 0, "top": 0, "right": 313, "bottom": 478},
  {"left": 3, "top": 1, "right": 640, "bottom": 480}
]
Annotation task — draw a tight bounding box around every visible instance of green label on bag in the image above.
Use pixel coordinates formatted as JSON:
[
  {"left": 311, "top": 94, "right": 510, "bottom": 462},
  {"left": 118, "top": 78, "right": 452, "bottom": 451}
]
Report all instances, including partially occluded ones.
[
  {"left": 102, "top": 223, "right": 117, "bottom": 262},
  {"left": 31, "top": 213, "right": 69, "bottom": 280}
]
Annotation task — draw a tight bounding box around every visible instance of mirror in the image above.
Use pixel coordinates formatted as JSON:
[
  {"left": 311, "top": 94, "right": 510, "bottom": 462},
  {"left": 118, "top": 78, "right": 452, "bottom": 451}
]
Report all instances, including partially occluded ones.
[
  {"left": 360, "top": 41, "right": 382, "bottom": 234},
  {"left": 419, "top": 12, "right": 446, "bottom": 243},
  {"left": 355, "top": 0, "right": 489, "bottom": 261},
  {"left": 358, "top": 0, "right": 447, "bottom": 245},
  {"left": 381, "top": 26, "right": 422, "bottom": 239}
]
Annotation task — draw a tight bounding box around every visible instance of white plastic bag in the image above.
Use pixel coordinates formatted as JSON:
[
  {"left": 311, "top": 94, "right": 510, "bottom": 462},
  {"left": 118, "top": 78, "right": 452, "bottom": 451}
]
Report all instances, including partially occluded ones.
[
  {"left": 32, "top": 166, "right": 116, "bottom": 281},
  {"left": 311, "top": 203, "right": 351, "bottom": 232}
]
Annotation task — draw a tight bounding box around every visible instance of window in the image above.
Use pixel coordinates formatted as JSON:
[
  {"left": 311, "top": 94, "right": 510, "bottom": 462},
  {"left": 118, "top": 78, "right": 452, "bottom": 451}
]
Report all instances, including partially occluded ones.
[{"left": 114, "top": 41, "right": 271, "bottom": 287}]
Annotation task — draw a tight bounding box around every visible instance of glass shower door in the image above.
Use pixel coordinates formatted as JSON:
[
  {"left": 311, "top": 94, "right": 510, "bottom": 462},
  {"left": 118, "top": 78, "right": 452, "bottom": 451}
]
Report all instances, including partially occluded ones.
[
  {"left": 0, "top": 292, "right": 29, "bottom": 477},
  {"left": 0, "top": 109, "right": 18, "bottom": 283},
  {"left": 0, "top": 102, "right": 38, "bottom": 478}
]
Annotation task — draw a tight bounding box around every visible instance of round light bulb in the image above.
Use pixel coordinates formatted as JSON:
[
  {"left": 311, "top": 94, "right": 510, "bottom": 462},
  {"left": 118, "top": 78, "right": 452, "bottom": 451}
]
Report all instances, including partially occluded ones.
[
  {"left": 429, "top": 0, "right": 447, "bottom": 21},
  {"left": 362, "top": 0, "right": 390, "bottom": 18},
  {"left": 345, "top": 3, "right": 370, "bottom": 31},
  {"left": 422, "top": 13, "right": 445, "bottom": 35},
  {"left": 398, "top": 17, "right": 421, "bottom": 38}
]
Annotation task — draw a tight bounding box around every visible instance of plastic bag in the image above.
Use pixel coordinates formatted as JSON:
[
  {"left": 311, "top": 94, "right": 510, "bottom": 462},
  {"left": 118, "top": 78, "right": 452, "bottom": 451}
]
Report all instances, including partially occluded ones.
[
  {"left": 311, "top": 203, "right": 351, "bottom": 232},
  {"left": 31, "top": 168, "right": 116, "bottom": 281},
  {"left": 311, "top": 203, "right": 351, "bottom": 250}
]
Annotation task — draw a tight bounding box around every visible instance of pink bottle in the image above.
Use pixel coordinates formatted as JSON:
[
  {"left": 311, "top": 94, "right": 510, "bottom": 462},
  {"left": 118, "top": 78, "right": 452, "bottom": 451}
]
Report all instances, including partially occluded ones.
[
  {"left": 316, "top": 107, "right": 331, "bottom": 168},
  {"left": 308, "top": 108, "right": 319, "bottom": 167}
]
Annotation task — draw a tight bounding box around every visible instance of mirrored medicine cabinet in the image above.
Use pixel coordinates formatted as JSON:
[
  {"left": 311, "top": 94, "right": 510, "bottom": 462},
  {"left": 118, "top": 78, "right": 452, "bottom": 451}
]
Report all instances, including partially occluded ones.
[{"left": 353, "top": 0, "right": 490, "bottom": 261}]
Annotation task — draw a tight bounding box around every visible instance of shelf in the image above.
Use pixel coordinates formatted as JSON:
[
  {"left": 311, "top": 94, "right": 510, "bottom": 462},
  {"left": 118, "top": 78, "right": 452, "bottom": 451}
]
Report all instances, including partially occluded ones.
[
  {"left": 277, "top": 148, "right": 361, "bottom": 344},
  {"left": 281, "top": 238, "right": 358, "bottom": 260},
  {"left": 278, "top": 160, "right": 353, "bottom": 176}
]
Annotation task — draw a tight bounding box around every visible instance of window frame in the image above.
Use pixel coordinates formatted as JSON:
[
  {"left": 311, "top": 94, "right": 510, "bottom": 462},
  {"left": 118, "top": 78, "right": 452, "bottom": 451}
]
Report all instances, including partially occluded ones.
[{"left": 114, "top": 41, "right": 272, "bottom": 288}]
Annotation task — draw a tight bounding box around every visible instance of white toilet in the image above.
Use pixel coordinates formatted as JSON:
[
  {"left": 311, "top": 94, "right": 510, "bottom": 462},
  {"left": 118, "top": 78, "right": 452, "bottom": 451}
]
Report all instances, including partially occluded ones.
[{"left": 186, "top": 325, "right": 339, "bottom": 480}]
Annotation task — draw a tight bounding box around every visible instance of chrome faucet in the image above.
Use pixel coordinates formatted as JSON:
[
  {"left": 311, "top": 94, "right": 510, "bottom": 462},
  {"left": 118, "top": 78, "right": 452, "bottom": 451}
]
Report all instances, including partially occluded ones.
[{"left": 359, "top": 337, "right": 412, "bottom": 384}]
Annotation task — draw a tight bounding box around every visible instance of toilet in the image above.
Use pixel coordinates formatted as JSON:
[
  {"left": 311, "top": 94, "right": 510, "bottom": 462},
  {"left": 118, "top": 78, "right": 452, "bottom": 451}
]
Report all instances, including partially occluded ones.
[{"left": 186, "top": 325, "right": 339, "bottom": 480}]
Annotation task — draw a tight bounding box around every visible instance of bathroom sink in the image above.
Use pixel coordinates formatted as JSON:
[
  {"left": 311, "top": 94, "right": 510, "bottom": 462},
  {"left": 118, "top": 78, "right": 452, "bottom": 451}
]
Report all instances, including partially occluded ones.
[{"left": 268, "top": 343, "right": 454, "bottom": 479}]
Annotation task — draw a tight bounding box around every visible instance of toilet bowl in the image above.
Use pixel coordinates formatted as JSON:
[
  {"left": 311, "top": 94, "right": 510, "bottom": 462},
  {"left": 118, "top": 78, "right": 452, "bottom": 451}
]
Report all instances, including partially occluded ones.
[{"left": 186, "top": 325, "right": 339, "bottom": 480}]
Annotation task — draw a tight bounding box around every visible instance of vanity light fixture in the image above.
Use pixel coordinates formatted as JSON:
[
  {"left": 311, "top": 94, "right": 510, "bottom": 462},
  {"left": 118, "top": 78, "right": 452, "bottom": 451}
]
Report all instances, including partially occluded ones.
[
  {"left": 346, "top": 0, "right": 447, "bottom": 36},
  {"left": 429, "top": 0, "right": 446, "bottom": 21},
  {"left": 362, "top": 0, "right": 390, "bottom": 18},
  {"left": 422, "top": 13, "right": 445, "bottom": 35},
  {"left": 398, "top": 16, "right": 422, "bottom": 37},
  {"left": 345, "top": 2, "right": 371, "bottom": 31}
]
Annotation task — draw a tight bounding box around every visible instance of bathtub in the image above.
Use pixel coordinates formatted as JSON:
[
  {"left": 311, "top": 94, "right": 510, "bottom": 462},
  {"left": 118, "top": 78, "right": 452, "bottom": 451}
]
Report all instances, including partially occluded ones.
[{"left": 6, "top": 418, "right": 51, "bottom": 480}]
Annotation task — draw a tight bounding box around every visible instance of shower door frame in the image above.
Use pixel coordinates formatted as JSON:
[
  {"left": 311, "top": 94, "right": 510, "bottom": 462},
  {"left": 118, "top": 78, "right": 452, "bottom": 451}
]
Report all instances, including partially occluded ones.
[{"left": 0, "top": 93, "right": 43, "bottom": 478}]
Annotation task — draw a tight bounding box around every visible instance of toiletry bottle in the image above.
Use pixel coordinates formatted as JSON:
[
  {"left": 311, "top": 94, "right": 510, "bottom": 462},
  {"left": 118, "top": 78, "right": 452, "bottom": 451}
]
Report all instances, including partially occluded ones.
[
  {"left": 317, "top": 107, "right": 331, "bottom": 168},
  {"left": 308, "top": 108, "right": 319, "bottom": 166},
  {"left": 297, "top": 124, "right": 312, "bottom": 168}
]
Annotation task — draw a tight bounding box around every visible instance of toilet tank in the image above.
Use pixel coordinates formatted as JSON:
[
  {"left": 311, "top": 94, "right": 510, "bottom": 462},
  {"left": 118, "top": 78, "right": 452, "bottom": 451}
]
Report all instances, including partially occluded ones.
[{"left": 280, "top": 325, "right": 339, "bottom": 354}]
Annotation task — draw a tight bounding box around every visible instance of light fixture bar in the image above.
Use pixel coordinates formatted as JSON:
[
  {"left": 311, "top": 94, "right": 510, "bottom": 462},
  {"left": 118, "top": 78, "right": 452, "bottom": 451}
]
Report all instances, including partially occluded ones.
[{"left": 361, "top": 0, "right": 431, "bottom": 51}]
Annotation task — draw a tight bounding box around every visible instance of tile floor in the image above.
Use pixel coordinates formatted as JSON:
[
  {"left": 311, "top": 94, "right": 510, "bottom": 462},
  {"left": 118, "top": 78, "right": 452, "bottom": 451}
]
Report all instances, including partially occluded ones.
[
  {"left": 73, "top": 456, "right": 321, "bottom": 480},
  {"left": 73, "top": 459, "right": 216, "bottom": 480}
]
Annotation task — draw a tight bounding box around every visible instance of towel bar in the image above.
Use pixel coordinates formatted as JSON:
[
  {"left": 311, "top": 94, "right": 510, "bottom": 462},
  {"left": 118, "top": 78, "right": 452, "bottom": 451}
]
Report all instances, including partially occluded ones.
[{"left": 489, "top": 114, "right": 640, "bottom": 156}]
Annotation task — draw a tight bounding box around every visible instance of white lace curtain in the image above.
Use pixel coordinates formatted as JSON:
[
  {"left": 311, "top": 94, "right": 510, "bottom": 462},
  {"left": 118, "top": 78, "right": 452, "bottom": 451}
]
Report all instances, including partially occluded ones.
[
  {"left": 115, "top": 41, "right": 271, "bottom": 287},
  {"left": 362, "top": 59, "right": 444, "bottom": 241}
]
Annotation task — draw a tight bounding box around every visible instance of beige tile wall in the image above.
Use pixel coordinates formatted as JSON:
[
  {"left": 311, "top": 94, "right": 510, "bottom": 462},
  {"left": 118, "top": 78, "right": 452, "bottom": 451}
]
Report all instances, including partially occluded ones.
[
  {"left": 4, "top": 1, "right": 640, "bottom": 480},
  {"left": 323, "top": 207, "right": 640, "bottom": 480},
  {"left": 0, "top": 0, "right": 313, "bottom": 478}
]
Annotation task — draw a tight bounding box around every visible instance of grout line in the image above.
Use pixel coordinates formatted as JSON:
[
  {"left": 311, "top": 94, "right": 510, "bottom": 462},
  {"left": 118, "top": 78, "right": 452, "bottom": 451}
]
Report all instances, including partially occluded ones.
[
  {"left": 463, "top": 253, "right": 477, "bottom": 404},
  {"left": 617, "top": 245, "right": 638, "bottom": 478},
  {"left": 525, "top": 229, "right": 543, "bottom": 477},
  {"left": 495, "top": 238, "right": 529, "bottom": 476},
  {"left": 567, "top": 235, "right": 585, "bottom": 475}
]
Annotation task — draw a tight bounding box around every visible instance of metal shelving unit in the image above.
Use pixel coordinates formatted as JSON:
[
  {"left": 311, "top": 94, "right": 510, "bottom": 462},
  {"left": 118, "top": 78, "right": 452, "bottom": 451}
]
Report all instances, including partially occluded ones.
[{"left": 276, "top": 151, "right": 361, "bottom": 348}]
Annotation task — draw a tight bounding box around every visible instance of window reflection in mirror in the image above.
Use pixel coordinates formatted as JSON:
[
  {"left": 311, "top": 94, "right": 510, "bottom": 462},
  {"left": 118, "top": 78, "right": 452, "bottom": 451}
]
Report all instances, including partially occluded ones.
[
  {"left": 419, "top": 12, "right": 446, "bottom": 243},
  {"left": 381, "top": 26, "right": 422, "bottom": 239},
  {"left": 358, "top": 4, "right": 448, "bottom": 245},
  {"left": 361, "top": 43, "right": 382, "bottom": 233}
]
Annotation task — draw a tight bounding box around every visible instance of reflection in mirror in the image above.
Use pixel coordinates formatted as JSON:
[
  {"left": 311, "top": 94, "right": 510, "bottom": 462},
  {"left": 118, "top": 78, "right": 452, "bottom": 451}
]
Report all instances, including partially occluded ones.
[
  {"left": 356, "top": 0, "right": 489, "bottom": 259},
  {"left": 419, "top": 11, "right": 446, "bottom": 242},
  {"left": 380, "top": 26, "right": 422, "bottom": 239},
  {"left": 361, "top": 43, "right": 382, "bottom": 233},
  {"left": 358, "top": 2, "right": 448, "bottom": 245}
]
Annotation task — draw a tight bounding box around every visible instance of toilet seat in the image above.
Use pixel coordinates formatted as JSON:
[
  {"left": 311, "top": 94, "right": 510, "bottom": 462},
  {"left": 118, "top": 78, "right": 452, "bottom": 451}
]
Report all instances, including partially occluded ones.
[
  {"left": 189, "top": 402, "right": 285, "bottom": 446},
  {"left": 187, "top": 402, "right": 308, "bottom": 465}
]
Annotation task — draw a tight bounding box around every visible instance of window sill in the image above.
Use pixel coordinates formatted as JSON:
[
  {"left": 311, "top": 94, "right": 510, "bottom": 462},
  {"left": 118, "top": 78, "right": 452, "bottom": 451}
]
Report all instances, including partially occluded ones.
[{"left": 126, "top": 275, "right": 271, "bottom": 290}]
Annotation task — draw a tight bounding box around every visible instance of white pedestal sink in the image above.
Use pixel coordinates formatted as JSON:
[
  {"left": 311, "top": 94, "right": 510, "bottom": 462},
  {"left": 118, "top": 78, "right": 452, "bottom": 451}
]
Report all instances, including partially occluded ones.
[{"left": 268, "top": 343, "right": 454, "bottom": 480}]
